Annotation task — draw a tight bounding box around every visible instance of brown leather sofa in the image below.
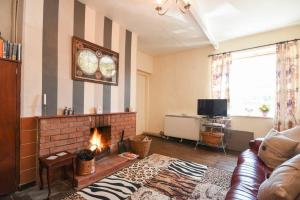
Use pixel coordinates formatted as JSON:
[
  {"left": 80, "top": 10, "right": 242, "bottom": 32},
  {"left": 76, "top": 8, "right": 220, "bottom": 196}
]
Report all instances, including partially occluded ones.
[{"left": 225, "top": 138, "right": 272, "bottom": 200}]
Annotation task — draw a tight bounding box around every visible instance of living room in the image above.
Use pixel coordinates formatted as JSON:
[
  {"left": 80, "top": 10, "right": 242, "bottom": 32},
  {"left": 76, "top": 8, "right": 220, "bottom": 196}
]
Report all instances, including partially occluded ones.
[{"left": 0, "top": 0, "right": 300, "bottom": 199}]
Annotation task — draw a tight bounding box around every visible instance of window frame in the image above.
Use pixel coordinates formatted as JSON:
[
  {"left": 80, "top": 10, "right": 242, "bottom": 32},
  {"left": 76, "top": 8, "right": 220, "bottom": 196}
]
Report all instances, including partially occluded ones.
[{"left": 229, "top": 45, "right": 277, "bottom": 118}]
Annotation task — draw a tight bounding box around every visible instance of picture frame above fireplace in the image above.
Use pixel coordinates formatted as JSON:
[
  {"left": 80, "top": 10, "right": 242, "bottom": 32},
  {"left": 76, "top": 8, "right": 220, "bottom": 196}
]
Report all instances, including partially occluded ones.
[{"left": 72, "top": 36, "right": 119, "bottom": 85}]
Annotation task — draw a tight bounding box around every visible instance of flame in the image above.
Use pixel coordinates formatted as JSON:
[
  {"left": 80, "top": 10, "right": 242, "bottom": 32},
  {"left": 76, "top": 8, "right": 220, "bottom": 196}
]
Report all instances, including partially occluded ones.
[{"left": 89, "top": 128, "right": 104, "bottom": 152}]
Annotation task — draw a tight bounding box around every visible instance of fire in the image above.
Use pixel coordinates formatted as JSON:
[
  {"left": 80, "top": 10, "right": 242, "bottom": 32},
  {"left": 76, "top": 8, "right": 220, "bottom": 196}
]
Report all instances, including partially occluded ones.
[{"left": 89, "top": 128, "right": 104, "bottom": 152}]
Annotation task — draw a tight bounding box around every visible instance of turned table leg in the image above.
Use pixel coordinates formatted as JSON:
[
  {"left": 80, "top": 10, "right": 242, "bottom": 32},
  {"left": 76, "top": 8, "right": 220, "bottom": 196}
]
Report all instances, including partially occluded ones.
[
  {"left": 39, "top": 161, "right": 44, "bottom": 190},
  {"left": 47, "top": 167, "right": 51, "bottom": 198},
  {"left": 72, "top": 158, "right": 76, "bottom": 187}
]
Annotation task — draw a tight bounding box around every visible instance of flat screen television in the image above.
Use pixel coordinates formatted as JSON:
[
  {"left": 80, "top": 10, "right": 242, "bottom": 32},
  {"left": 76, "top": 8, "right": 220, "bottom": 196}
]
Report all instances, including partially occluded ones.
[{"left": 197, "top": 99, "right": 227, "bottom": 118}]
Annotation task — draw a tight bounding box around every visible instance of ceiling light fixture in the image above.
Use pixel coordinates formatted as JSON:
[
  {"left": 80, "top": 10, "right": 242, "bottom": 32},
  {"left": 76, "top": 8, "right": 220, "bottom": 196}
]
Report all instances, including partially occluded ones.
[{"left": 155, "top": 0, "right": 191, "bottom": 16}]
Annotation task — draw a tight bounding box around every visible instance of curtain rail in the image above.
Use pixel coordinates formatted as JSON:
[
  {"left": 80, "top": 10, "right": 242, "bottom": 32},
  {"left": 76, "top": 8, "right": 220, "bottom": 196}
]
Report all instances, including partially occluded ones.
[{"left": 208, "top": 38, "right": 300, "bottom": 57}]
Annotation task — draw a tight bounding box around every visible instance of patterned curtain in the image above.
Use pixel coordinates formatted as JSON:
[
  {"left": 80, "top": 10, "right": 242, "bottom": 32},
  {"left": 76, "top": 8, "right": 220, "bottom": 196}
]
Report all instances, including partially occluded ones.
[
  {"left": 211, "top": 53, "right": 232, "bottom": 101},
  {"left": 274, "top": 41, "right": 299, "bottom": 131}
]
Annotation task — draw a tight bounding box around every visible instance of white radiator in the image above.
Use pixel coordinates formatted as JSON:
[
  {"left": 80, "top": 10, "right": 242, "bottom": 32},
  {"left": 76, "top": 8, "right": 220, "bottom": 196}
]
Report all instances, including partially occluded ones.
[{"left": 164, "top": 115, "right": 201, "bottom": 141}]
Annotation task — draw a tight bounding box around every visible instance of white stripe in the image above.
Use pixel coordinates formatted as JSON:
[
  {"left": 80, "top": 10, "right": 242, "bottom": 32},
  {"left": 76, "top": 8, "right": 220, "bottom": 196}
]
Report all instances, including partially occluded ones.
[
  {"left": 100, "top": 177, "right": 138, "bottom": 189},
  {"left": 94, "top": 12, "right": 104, "bottom": 112},
  {"left": 84, "top": 6, "right": 96, "bottom": 114},
  {"left": 170, "top": 166, "right": 206, "bottom": 175},
  {"left": 118, "top": 27, "right": 126, "bottom": 112},
  {"left": 57, "top": 0, "right": 74, "bottom": 115},
  {"left": 172, "top": 163, "right": 204, "bottom": 174},
  {"left": 79, "top": 190, "right": 122, "bottom": 200},
  {"left": 174, "top": 161, "right": 207, "bottom": 172},
  {"left": 88, "top": 185, "right": 131, "bottom": 198},
  {"left": 93, "top": 182, "right": 134, "bottom": 194},
  {"left": 177, "top": 160, "right": 208, "bottom": 169},
  {"left": 21, "top": 0, "right": 44, "bottom": 117},
  {"left": 110, "top": 21, "right": 120, "bottom": 112},
  {"left": 169, "top": 165, "right": 205, "bottom": 177}
]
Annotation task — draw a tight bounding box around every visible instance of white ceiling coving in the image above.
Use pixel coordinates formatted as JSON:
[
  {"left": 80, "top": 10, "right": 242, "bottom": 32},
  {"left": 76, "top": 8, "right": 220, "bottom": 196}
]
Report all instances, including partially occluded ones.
[{"left": 80, "top": 0, "right": 300, "bottom": 56}]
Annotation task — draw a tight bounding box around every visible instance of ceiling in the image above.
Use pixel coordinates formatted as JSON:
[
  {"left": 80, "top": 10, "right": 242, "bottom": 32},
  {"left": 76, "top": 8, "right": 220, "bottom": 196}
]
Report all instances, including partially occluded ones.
[{"left": 80, "top": 0, "right": 300, "bottom": 55}]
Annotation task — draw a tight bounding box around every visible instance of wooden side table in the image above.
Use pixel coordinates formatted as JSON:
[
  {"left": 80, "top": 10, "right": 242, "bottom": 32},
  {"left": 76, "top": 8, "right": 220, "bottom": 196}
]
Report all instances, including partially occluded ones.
[{"left": 39, "top": 151, "right": 76, "bottom": 199}]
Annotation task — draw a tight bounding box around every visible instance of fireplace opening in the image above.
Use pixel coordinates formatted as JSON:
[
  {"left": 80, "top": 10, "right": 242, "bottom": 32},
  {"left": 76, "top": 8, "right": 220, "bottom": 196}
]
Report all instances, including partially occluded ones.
[{"left": 89, "top": 126, "right": 111, "bottom": 160}]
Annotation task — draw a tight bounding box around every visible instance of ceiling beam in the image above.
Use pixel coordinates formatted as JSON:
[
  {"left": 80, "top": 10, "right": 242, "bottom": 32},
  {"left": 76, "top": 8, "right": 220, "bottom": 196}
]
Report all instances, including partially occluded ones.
[{"left": 189, "top": 1, "right": 219, "bottom": 49}]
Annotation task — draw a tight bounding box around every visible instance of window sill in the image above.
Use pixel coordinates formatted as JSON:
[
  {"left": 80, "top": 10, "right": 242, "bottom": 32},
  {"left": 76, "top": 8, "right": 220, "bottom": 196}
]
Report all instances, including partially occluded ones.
[{"left": 229, "top": 115, "right": 274, "bottom": 119}]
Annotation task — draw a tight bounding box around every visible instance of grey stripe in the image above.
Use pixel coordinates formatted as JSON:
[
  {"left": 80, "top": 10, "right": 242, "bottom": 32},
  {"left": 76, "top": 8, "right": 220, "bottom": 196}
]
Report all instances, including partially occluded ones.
[
  {"left": 103, "top": 17, "right": 112, "bottom": 50},
  {"left": 124, "top": 30, "right": 132, "bottom": 110},
  {"left": 42, "top": 0, "right": 59, "bottom": 116},
  {"left": 72, "top": 0, "right": 85, "bottom": 114},
  {"left": 102, "top": 17, "right": 112, "bottom": 113}
]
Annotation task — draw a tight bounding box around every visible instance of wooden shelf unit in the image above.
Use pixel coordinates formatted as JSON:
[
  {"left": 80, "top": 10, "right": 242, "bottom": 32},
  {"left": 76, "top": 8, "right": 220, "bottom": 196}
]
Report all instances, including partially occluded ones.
[
  {"left": 198, "top": 117, "right": 231, "bottom": 154},
  {"left": 0, "top": 58, "right": 21, "bottom": 195}
]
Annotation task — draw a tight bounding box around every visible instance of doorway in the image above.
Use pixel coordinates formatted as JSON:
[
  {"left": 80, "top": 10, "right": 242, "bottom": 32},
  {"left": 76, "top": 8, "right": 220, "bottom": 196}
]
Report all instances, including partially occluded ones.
[{"left": 136, "top": 70, "right": 150, "bottom": 135}]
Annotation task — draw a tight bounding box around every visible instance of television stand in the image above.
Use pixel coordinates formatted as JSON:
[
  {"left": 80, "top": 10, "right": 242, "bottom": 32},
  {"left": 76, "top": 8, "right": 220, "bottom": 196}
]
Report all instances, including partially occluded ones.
[{"left": 196, "top": 117, "right": 231, "bottom": 154}]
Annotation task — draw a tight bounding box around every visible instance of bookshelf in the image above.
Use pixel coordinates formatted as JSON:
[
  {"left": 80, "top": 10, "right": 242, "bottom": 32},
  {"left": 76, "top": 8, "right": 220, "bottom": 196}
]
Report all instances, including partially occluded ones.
[
  {"left": 0, "top": 57, "right": 21, "bottom": 63},
  {"left": 0, "top": 33, "right": 22, "bottom": 62}
]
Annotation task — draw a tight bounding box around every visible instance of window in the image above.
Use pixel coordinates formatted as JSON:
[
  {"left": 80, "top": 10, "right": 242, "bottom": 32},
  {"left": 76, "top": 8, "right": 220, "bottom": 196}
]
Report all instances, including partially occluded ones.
[{"left": 229, "top": 46, "right": 276, "bottom": 117}]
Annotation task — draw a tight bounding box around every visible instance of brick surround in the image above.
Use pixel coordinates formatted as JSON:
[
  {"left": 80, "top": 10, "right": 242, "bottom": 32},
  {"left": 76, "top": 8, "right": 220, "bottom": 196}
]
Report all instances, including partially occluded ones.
[{"left": 38, "top": 112, "right": 136, "bottom": 157}]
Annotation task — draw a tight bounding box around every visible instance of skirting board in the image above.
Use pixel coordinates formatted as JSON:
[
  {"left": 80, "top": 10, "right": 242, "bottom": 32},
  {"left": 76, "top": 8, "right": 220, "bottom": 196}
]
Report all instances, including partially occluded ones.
[
  {"left": 143, "top": 132, "right": 161, "bottom": 137},
  {"left": 145, "top": 130, "right": 254, "bottom": 152},
  {"left": 18, "top": 181, "right": 36, "bottom": 191}
]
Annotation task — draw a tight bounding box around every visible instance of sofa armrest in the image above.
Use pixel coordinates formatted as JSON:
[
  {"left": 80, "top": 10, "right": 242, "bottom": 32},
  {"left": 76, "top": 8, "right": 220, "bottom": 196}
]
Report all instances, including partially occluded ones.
[{"left": 249, "top": 138, "right": 264, "bottom": 153}]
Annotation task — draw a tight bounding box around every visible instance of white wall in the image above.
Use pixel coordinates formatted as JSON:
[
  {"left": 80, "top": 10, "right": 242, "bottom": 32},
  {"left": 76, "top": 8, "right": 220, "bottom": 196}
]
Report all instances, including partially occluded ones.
[
  {"left": 0, "top": 0, "right": 12, "bottom": 40},
  {"left": 136, "top": 51, "right": 153, "bottom": 134},
  {"left": 148, "top": 25, "right": 300, "bottom": 138},
  {"left": 149, "top": 46, "right": 212, "bottom": 133},
  {"left": 137, "top": 51, "right": 154, "bottom": 74}
]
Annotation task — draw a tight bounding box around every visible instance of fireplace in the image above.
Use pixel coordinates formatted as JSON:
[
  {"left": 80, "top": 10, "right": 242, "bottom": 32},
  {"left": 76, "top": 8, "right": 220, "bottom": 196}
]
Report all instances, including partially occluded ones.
[{"left": 89, "top": 126, "right": 111, "bottom": 160}]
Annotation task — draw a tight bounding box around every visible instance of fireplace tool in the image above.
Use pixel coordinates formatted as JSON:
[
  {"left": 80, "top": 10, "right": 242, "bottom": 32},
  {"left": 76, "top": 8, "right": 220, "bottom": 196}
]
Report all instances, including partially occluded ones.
[{"left": 118, "top": 130, "right": 127, "bottom": 153}]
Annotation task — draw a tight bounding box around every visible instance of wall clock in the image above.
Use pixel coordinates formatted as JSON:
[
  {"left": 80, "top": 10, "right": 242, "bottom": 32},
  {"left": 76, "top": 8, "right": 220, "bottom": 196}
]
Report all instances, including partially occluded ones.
[{"left": 72, "top": 36, "right": 119, "bottom": 85}]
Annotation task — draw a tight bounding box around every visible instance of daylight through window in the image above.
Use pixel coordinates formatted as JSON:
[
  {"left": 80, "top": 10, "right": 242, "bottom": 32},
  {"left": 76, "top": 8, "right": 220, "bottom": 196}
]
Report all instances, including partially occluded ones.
[{"left": 229, "top": 46, "right": 276, "bottom": 117}]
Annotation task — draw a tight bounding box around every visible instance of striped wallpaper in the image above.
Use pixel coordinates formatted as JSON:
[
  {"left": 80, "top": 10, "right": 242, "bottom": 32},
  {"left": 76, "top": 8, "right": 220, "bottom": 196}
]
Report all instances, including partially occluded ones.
[{"left": 21, "top": 0, "right": 137, "bottom": 117}]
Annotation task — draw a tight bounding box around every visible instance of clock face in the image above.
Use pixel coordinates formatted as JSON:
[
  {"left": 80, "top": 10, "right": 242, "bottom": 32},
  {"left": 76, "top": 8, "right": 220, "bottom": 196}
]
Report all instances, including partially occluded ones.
[
  {"left": 77, "top": 49, "right": 98, "bottom": 75},
  {"left": 99, "top": 55, "right": 117, "bottom": 78}
]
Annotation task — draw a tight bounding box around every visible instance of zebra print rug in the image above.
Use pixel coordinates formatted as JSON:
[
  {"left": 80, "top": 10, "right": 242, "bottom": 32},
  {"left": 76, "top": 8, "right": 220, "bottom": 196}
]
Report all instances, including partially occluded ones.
[{"left": 64, "top": 154, "right": 232, "bottom": 200}]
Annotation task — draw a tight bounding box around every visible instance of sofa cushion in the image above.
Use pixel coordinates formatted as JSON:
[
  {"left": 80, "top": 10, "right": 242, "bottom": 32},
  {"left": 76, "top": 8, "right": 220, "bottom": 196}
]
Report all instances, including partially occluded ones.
[
  {"left": 258, "top": 129, "right": 298, "bottom": 169},
  {"left": 281, "top": 126, "right": 300, "bottom": 154},
  {"left": 258, "top": 154, "right": 300, "bottom": 200}
]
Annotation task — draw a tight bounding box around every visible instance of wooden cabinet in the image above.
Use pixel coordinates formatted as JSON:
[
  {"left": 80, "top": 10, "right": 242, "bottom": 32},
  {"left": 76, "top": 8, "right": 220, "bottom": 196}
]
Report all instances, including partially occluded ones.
[{"left": 0, "top": 58, "right": 20, "bottom": 195}]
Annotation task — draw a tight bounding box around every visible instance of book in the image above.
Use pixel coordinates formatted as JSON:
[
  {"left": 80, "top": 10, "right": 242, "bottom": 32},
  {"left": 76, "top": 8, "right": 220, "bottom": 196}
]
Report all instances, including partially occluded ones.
[
  {"left": 3, "top": 41, "right": 7, "bottom": 59},
  {"left": 12, "top": 43, "right": 17, "bottom": 60},
  {"left": 0, "top": 39, "right": 3, "bottom": 58},
  {"left": 118, "top": 152, "right": 139, "bottom": 160},
  {"left": 9, "top": 42, "right": 13, "bottom": 59},
  {"left": 17, "top": 43, "right": 21, "bottom": 61},
  {"left": 56, "top": 152, "right": 67, "bottom": 157},
  {"left": 46, "top": 155, "right": 58, "bottom": 160},
  {"left": 5, "top": 41, "right": 10, "bottom": 59},
  {"left": 0, "top": 38, "right": 22, "bottom": 61}
]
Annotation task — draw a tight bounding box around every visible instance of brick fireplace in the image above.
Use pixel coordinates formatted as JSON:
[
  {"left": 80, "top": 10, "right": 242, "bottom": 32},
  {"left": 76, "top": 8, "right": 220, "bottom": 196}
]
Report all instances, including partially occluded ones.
[{"left": 38, "top": 112, "right": 136, "bottom": 157}]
